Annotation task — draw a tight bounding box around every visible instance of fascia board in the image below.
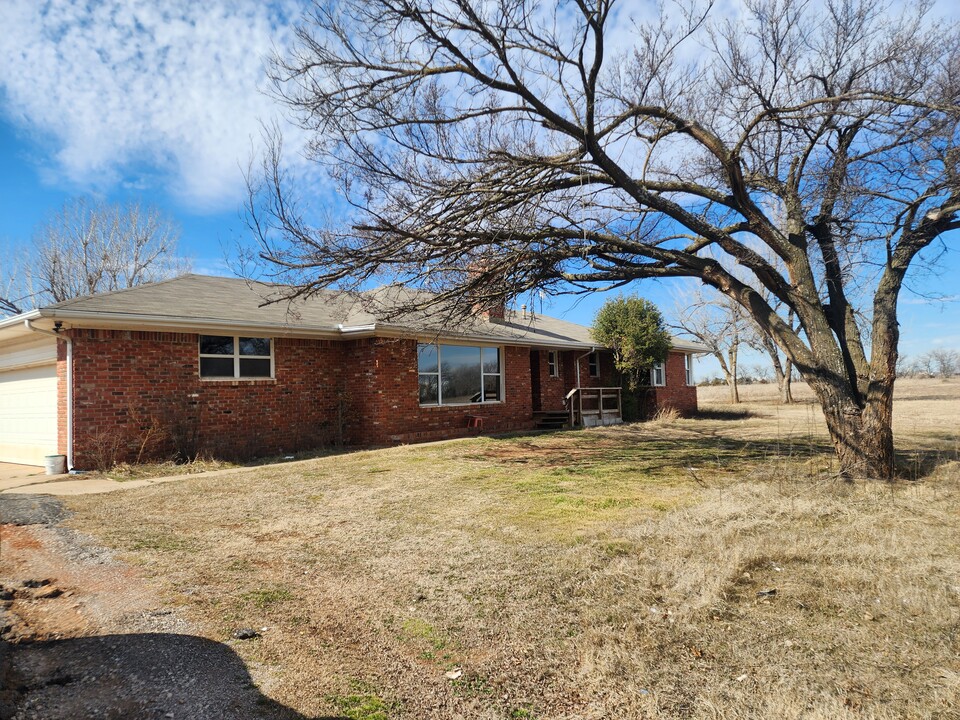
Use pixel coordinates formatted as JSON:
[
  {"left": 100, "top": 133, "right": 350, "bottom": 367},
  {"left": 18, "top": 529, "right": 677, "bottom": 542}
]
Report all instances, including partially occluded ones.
[{"left": 36, "top": 308, "right": 344, "bottom": 340}]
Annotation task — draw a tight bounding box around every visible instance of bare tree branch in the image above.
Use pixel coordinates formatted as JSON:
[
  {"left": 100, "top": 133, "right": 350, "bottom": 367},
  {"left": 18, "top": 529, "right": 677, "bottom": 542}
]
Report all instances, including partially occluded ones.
[
  {"left": 248, "top": 0, "right": 960, "bottom": 479},
  {"left": 1, "top": 197, "right": 189, "bottom": 313}
]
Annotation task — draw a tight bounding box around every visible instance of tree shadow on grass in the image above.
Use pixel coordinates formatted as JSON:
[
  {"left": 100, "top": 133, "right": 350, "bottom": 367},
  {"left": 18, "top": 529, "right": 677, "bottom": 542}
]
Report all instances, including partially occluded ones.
[
  {"left": 694, "top": 407, "right": 760, "bottom": 421},
  {"left": 477, "top": 430, "right": 838, "bottom": 478},
  {"left": 485, "top": 428, "right": 956, "bottom": 482},
  {"left": 894, "top": 448, "right": 960, "bottom": 481},
  {"left": 0, "top": 633, "right": 346, "bottom": 720}
]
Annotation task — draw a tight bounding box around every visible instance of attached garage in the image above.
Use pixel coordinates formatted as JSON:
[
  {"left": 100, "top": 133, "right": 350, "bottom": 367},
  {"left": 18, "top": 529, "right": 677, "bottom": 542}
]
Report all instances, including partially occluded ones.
[{"left": 0, "top": 332, "right": 59, "bottom": 466}]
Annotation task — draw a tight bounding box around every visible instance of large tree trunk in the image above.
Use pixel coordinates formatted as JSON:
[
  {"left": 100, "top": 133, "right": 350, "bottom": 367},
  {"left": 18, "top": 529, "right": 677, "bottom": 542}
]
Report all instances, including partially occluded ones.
[
  {"left": 780, "top": 358, "right": 793, "bottom": 404},
  {"left": 727, "top": 346, "right": 740, "bottom": 404},
  {"left": 726, "top": 372, "right": 740, "bottom": 403},
  {"left": 810, "top": 379, "right": 896, "bottom": 480}
]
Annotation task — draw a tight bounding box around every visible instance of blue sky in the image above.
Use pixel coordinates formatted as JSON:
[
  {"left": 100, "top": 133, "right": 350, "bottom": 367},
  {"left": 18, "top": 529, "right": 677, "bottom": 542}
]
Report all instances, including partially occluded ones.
[{"left": 1, "top": 0, "right": 957, "bottom": 379}]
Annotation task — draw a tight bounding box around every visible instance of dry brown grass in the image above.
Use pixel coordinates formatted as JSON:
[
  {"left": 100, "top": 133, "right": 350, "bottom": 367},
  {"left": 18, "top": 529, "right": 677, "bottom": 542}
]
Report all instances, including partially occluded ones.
[
  {"left": 698, "top": 377, "right": 960, "bottom": 451},
  {"left": 62, "top": 379, "right": 960, "bottom": 719}
]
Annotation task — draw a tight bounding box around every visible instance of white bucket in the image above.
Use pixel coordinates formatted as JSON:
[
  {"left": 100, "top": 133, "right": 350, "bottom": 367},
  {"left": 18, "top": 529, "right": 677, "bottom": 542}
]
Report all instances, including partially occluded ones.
[{"left": 44, "top": 454, "right": 67, "bottom": 475}]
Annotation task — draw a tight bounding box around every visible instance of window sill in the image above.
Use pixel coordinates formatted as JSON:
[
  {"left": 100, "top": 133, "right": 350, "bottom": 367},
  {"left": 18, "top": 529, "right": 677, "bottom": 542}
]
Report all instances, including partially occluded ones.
[
  {"left": 200, "top": 377, "right": 276, "bottom": 383},
  {"left": 419, "top": 401, "right": 504, "bottom": 408}
]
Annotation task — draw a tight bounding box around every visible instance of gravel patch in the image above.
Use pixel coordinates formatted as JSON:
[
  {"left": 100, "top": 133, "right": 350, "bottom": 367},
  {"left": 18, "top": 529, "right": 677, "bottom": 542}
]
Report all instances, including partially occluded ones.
[{"left": 0, "top": 495, "right": 70, "bottom": 526}]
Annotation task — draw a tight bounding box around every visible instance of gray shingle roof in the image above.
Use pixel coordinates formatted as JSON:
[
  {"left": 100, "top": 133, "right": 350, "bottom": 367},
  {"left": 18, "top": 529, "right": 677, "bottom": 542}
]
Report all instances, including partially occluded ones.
[{"left": 35, "top": 274, "right": 707, "bottom": 351}]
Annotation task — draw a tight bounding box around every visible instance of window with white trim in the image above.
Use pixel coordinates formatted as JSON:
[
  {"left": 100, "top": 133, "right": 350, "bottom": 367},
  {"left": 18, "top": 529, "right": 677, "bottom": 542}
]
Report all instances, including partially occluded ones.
[
  {"left": 418, "top": 343, "right": 502, "bottom": 405},
  {"left": 651, "top": 361, "right": 665, "bottom": 387},
  {"left": 199, "top": 335, "right": 273, "bottom": 379},
  {"left": 547, "top": 350, "right": 559, "bottom": 377},
  {"left": 684, "top": 353, "right": 694, "bottom": 385},
  {"left": 588, "top": 352, "right": 600, "bottom": 378}
]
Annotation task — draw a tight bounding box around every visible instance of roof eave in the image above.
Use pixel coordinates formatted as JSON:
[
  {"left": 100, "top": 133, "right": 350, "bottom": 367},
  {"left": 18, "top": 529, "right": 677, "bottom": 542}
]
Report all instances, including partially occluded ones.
[
  {"left": 9, "top": 307, "right": 707, "bottom": 354},
  {"left": 33, "top": 308, "right": 346, "bottom": 340},
  {"left": 345, "top": 322, "right": 598, "bottom": 350},
  {"left": 0, "top": 310, "right": 44, "bottom": 343}
]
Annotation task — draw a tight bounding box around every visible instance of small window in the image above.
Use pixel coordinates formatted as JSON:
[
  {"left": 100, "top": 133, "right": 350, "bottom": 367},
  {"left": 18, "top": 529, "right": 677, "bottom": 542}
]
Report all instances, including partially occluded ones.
[
  {"left": 199, "top": 335, "right": 273, "bottom": 379},
  {"left": 588, "top": 352, "right": 600, "bottom": 378},
  {"left": 547, "top": 351, "right": 559, "bottom": 377},
  {"left": 651, "top": 361, "right": 665, "bottom": 387},
  {"left": 684, "top": 354, "right": 694, "bottom": 386}
]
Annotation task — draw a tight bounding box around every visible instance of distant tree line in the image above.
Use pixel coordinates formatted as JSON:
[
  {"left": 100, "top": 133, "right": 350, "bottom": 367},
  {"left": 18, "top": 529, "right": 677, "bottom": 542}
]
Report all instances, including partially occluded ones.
[
  {"left": 698, "top": 365, "right": 802, "bottom": 388},
  {"left": 897, "top": 349, "right": 960, "bottom": 379},
  {"left": 698, "top": 349, "right": 960, "bottom": 386}
]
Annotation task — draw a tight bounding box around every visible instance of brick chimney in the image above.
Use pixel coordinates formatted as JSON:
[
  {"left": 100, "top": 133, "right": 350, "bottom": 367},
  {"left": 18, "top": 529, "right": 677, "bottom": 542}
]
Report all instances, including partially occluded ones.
[
  {"left": 467, "top": 260, "right": 506, "bottom": 322},
  {"left": 480, "top": 299, "right": 505, "bottom": 321}
]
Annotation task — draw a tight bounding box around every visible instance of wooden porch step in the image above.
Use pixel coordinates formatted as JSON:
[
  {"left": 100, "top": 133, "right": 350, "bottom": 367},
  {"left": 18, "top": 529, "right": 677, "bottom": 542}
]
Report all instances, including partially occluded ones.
[{"left": 533, "top": 410, "right": 570, "bottom": 430}]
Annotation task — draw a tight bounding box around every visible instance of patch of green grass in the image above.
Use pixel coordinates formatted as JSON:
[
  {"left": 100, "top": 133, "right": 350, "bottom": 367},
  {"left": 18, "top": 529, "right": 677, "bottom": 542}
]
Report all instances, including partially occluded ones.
[
  {"left": 400, "top": 617, "right": 448, "bottom": 651},
  {"left": 451, "top": 673, "right": 496, "bottom": 698},
  {"left": 510, "top": 707, "right": 538, "bottom": 719},
  {"left": 240, "top": 587, "right": 294, "bottom": 608},
  {"left": 329, "top": 681, "right": 396, "bottom": 720}
]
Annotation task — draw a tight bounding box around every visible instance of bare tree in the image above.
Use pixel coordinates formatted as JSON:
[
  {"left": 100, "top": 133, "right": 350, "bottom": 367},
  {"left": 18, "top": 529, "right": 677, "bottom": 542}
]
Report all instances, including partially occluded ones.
[
  {"left": 1, "top": 198, "right": 187, "bottom": 313},
  {"left": 927, "top": 348, "right": 959, "bottom": 379},
  {"left": 250, "top": 0, "right": 960, "bottom": 479},
  {"left": 672, "top": 288, "right": 749, "bottom": 403},
  {"left": 914, "top": 352, "right": 938, "bottom": 378},
  {"left": 744, "top": 307, "right": 797, "bottom": 404},
  {"left": 895, "top": 354, "right": 914, "bottom": 377}
]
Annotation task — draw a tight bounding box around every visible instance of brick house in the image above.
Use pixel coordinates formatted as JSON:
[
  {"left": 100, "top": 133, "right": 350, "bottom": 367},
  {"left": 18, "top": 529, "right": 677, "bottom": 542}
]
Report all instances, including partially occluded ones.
[{"left": 0, "top": 275, "right": 705, "bottom": 469}]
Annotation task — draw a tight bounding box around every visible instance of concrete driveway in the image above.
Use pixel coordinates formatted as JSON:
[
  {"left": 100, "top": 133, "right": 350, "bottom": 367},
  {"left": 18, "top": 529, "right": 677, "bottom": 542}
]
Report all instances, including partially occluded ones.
[
  {"left": 0, "top": 463, "right": 267, "bottom": 496},
  {"left": 0, "top": 462, "right": 65, "bottom": 492}
]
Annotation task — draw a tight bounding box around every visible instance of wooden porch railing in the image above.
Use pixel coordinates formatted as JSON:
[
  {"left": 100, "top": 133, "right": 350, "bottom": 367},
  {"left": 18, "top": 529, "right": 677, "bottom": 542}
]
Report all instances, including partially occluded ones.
[{"left": 565, "top": 387, "right": 623, "bottom": 427}]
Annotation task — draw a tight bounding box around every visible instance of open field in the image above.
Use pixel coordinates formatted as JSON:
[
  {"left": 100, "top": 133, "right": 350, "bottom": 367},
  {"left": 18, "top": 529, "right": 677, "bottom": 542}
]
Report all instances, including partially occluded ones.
[
  {"left": 42, "top": 379, "right": 960, "bottom": 717},
  {"left": 698, "top": 376, "right": 960, "bottom": 454}
]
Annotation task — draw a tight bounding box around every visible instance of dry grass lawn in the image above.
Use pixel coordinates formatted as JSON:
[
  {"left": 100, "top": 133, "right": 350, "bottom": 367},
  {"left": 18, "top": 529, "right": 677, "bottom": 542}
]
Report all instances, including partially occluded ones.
[{"left": 64, "top": 378, "right": 960, "bottom": 719}]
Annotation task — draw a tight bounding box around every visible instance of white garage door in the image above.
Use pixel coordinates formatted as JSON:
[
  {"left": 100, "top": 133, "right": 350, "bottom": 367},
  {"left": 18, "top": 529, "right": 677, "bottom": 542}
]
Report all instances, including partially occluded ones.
[{"left": 0, "top": 364, "right": 58, "bottom": 465}]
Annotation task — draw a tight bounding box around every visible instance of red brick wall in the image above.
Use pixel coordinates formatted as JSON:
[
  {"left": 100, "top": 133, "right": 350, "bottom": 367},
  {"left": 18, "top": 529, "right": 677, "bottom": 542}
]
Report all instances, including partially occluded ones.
[
  {"left": 64, "top": 331, "right": 543, "bottom": 466},
  {"left": 343, "top": 338, "right": 535, "bottom": 445},
  {"left": 650, "top": 350, "right": 698, "bottom": 415},
  {"left": 574, "top": 350, "right": 618, "bottom": 389},
  {"left": 62, "top": 329, "right": 697, "bottom": 466},
  {"left": 536, "top": 350, "right": 570, "bottom": 410},
  {"left": 66, "top": 329, "right": 347, "bottom": 467},
  {"left": 57, "top": 340, "right": 68, "bottom": 457},
  {"left": 533, "top": 349, "right": 618, "bottom": 411}
]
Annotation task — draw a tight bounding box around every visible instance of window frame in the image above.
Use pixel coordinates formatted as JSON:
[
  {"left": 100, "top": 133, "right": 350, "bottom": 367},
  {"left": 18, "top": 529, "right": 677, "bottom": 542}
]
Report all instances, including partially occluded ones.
[
  {"left": 684, "top": 353, "right": 694, "bottom": 386},
  {"left": 198, "top": 334, "right": 275, "bottom": 380},
  {"left": 417, "top": 342, "right": 504, "bottom": 406},
  {"left": 547, "top": 350, "right": 559, "bottom": 377},
  {"left": 651, "top": 361, "right": 666, "bottom": 387},
  {"left": 587, "top": 352, "right": 600, "bottom": 378}
]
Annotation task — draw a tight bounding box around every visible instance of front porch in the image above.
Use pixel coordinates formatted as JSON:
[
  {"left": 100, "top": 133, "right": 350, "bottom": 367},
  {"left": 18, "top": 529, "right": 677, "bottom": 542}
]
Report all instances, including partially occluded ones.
[
  {"left": 529, "top": 347, "right": 623, "bottom": 430},
  {"left": 533, "top": 386, "right": 623, "bottom": 430}
]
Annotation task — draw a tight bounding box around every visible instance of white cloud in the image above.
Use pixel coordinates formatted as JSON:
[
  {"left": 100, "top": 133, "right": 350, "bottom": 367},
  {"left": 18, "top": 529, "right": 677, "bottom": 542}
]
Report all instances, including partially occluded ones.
[
  {"left": 901, "top": 295, "right": 960, "bottom": 305},
  {"left": 0, "top": 0, "right": 304, "bottom": 211}
]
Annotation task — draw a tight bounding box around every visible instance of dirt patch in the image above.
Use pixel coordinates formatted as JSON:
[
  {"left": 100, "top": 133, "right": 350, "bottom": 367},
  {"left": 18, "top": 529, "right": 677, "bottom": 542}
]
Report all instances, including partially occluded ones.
[{"left": 0, "top": 521, "right": 306, "bottom": 719}]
